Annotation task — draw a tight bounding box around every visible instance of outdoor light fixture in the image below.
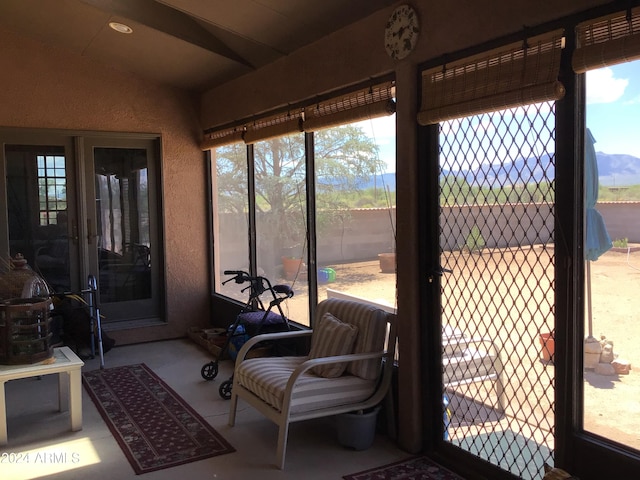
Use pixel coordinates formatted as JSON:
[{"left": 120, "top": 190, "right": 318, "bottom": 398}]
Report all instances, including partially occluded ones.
[{"left": 108, "top": 22, "right": 133, "bottom": 34}]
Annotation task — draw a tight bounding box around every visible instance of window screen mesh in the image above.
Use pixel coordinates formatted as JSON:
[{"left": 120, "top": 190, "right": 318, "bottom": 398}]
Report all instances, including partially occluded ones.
[{"left": 438, "top": 102, "right": 556, "bottom": 479}]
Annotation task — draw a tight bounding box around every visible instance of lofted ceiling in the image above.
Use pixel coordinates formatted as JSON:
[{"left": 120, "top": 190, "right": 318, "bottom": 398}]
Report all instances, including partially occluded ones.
[{"left": 0, "top": 0, "right": 396, "bottom": 93}]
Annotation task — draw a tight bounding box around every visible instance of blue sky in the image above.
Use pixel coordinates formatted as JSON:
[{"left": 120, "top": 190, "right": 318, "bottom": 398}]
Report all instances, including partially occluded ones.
[
  {"left": 587, "top": 61, "right": 640, "bottom": 158},
  {"left": 355, "top": 114, "right": 396, "bottom": 174}
]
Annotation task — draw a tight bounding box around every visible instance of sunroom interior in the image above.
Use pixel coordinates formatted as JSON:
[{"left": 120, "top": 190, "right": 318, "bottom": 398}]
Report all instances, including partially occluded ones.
[{"left": 1, "top": 0, "right": 640, "bottom": 479}]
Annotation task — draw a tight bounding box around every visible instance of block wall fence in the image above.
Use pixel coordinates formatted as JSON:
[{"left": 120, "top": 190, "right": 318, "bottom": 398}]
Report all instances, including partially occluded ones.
[{"left": 217, "top": 202, "right": 639, "bottom": 268}]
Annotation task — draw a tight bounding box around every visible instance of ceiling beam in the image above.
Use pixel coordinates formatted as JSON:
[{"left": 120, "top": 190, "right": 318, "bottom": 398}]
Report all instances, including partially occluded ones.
[{"left": 81, "top": 0, "right": 254, "bottom": 68}]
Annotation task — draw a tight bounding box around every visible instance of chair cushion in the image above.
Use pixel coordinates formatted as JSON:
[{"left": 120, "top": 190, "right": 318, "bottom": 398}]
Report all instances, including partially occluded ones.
[
  {"left": 308, "top": 312, "right": 358, "bottom": 378},
  {"left": 235, "top": 356, "right": 376, "bottom": 414},
  {"left": 315, "top": 298, "right": 388, "bottom": 380}
]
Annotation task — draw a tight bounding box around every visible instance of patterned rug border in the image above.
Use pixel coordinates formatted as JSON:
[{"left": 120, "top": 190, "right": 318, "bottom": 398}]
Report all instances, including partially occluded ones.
[
  {"left": 343, "top": 455, "right": 464, "bottom": 480},
  {"left": 83, "top": 363, "right": 235, "bottom": 475}
]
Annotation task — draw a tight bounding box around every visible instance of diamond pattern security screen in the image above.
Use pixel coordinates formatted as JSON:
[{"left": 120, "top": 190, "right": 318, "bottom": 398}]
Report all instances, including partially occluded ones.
[{"left": 439, "top": 103, "right": 556, "bottom": 479}]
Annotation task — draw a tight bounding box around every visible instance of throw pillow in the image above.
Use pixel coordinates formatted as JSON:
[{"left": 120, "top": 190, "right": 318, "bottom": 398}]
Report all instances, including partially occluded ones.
[{"left": 309, "top": 312, "right": 358, "bottom": 378}]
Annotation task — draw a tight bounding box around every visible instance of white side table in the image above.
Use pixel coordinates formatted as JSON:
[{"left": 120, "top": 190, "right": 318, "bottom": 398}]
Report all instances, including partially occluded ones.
[{"left": 0, "top": 346, "right": 84, "bottom": 445}]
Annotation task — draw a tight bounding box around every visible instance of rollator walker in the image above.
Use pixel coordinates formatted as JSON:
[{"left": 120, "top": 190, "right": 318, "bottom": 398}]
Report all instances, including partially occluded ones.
[{"left": 200, "top": 270, "right": 293, "bottom": 399}]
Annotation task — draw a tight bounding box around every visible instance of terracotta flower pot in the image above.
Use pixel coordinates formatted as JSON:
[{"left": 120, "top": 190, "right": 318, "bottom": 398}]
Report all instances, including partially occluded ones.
[
  {"left": 538, "top": 332, "right": 555, "bottom": 363},
  {"left": 281, "top": 256, "right": 303, "bottom": 280},
  {"left": 378, "top": 253, "right": 396, "bottom": 273}
]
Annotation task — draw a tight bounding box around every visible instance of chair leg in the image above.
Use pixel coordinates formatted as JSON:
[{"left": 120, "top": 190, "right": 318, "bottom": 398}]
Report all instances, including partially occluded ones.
[
  {"left": 228, "top": 391, "right": 238, "bottom": 427},
  {"left": 496, "top": 377, "right": 506, "bottom": 413},
  {"left": 276, "top": 420, "right": 290, "bottom": 469},
  {"left": 495, "top": 355, "right": 506, "bottom": 413}
]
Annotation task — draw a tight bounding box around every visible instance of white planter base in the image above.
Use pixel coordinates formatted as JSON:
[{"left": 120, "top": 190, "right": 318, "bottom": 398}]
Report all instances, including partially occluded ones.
[{"left": 337, "top": 406, "right": 381, "bottom": 451}]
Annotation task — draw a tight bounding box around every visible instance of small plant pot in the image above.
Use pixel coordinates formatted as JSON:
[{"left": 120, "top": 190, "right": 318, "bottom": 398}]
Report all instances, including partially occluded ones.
[{"left": 337, "top": 405, "right": 381, "bottom": 451}]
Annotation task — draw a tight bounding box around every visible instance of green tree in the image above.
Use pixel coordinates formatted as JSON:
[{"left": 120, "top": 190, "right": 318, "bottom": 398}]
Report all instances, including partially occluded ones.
[
  {"left": 215, "top": 124, "right": 384, "bottom": 265},
  {"left": 313, "top": 125, "right": 384, "bottom": 232},
  {"left": 215, "top": 143, "right": 249, "bottom": 214}
]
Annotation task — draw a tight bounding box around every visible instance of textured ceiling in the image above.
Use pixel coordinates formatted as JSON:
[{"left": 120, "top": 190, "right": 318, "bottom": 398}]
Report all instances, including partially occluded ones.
[{"left": 0, "top": 0, "right": 396, "bottom": 93}]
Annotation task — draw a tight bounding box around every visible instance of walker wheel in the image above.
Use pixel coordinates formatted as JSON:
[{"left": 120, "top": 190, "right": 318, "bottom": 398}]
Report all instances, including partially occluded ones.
[
  {"left": 219, "top": 380, "right": 233, "bottom": 399},
  {"left": 201, "top": 361, "right": 218, "bottom": 380}
]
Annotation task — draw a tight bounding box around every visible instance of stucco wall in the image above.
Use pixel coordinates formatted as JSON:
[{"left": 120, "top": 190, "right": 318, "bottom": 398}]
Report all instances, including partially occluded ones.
[
  {"left": 0, "top": 25, "right": 210, "bottom": 345},
  {"left": 597, "top": 202, "right": 640, "bottom": 243},
  {"left": 218, "top": 208, "right": 397, "bottom": 271},
  {"left": 219, "top": 202, "right": 639, "bottom": 269}
]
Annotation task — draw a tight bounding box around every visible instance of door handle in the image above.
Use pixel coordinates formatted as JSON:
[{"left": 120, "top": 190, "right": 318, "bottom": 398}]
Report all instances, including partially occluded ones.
[{"left": 428, "top": 266, "right": 452, "bottom": 283}]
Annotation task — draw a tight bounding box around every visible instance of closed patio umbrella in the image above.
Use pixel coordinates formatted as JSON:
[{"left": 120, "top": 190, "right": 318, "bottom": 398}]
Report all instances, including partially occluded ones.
[{"left": 585, "top": 128, "right": 612, "bottom": 337}]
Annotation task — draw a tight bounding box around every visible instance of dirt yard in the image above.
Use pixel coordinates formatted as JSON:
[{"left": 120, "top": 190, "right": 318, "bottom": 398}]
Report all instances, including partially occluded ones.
[
  {"left": 581, "top": 246, "right": 640, "bottom": 448},
  {"left": 281, "top": 245, "right": 640, "bottom": 452}
]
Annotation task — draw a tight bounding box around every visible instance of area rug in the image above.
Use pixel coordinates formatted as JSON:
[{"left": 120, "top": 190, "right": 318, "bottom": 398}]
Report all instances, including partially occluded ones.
[
  {"left": 343, "top": 456, "right": 464, "bottom": 480},
  {"left": 83, "top": 363, "right": 235, "bottom": 474}
]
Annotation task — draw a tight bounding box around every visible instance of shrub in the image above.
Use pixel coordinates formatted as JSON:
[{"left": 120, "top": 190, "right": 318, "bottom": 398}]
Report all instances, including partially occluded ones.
[
  {"left": 465, "top": 226, "right": 486, "bottom": 252},
  {"left": 612, "top": 237, "right": 628, "bottom": 248}
]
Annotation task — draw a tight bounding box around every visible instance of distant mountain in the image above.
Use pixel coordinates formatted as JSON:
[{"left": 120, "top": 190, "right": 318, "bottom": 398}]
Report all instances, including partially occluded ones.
[
  {"left": 356, "top": 173, "right": 396, "bottom": 191},
  {"left": 442, "top": 152, "right": 640, "bottom": 188},
  {"left": 332, "top": 151, "right": 640, "bottom": 191},
  {"left": 596, "top": 152, "right": 640, "bottom": 186},
  {"left": 462, "top": 153, "right": 555, "bottom": 188}
]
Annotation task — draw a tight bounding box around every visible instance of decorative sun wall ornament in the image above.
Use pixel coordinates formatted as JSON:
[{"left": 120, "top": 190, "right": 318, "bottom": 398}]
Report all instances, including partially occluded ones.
[{"left": 384, "top": 4, "right": 420, "bottom": 60}]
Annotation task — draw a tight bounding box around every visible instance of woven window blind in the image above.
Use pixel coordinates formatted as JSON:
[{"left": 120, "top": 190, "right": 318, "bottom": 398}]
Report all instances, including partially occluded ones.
[
  {"left": 200, "top": 127, "right": 244, "bottom": 150},
  {"left": 202, "top": 80, "right": 395, "bottom": 145},
  {"left": 243, "top": 109, "right": 304, "bottom": 144},
  {"left": 417, "top": 30, "right": 565, "bottom": 125},
  {"left": 573, "top": 7, "right": 640, "bottom": 73},
  {"left": 303, "top": 81, "right": 396, "bottom": 131}
]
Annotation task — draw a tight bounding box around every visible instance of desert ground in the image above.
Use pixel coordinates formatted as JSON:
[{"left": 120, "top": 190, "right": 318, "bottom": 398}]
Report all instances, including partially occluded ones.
[{"left": 279, "top": 245, "right": 640, "bottom": 455}]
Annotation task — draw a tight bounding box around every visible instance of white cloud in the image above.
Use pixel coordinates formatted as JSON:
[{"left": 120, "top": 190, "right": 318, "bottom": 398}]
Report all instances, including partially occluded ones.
[
  {"left": 355, "top": 114, "right": 395, "bottom": 142},
  {"left": 586, "top": 68, "right": 628, "bottom": 104}
]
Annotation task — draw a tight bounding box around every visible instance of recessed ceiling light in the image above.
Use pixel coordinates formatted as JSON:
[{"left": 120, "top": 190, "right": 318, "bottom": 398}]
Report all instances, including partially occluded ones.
[{"left": 109, "top": 22, "right": 133, "bottom": 34}]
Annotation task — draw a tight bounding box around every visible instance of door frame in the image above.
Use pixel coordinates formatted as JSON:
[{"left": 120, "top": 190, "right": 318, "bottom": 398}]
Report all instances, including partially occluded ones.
[
  {"left": 1, "top": 127, "right": 165, "bottom": 326},
  {"left": 418, "top": 50, "right": 640, "bottom": 479},
  {"left": 81, "top": 134, "right": 164, "bottom": 324}
]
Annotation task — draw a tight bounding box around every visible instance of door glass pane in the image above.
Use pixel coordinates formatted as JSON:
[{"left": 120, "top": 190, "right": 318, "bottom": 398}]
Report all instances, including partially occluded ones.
[
  {"left": 254, "top": 134, "right": 308, "bottom": 325},
  {"left": 583, "top": 62, "right": 640, "bottom": 451},
  {"left": 5, "top": 145, "right": 71, "bottom": 293},
  {"left": 438, "top": 103, "right": 556, "bottom": 479},
  {"left": 94, "top": 147, "right": 151, "bottom": 304},
  {"left": 314, "top": 115, "right": 397, "bottom": 312}
]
